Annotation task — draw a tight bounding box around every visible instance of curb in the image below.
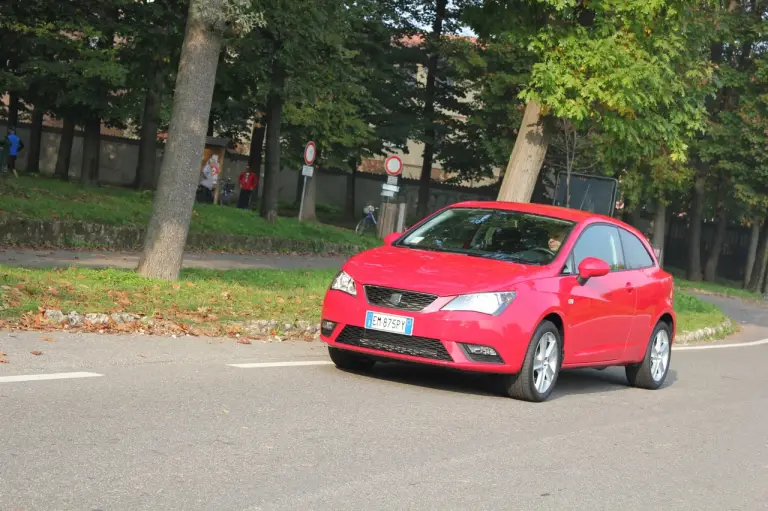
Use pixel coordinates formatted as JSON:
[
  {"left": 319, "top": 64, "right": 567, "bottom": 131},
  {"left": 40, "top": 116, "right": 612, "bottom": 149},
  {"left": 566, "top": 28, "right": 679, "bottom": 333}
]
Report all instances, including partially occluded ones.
[{"left": 675, "top": 318, "right": 734, "bottom": 345}]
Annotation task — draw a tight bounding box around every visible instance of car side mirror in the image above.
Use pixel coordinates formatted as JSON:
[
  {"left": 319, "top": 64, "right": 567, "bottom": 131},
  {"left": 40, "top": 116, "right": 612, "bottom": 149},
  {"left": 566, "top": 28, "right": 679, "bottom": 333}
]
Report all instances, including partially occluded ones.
[
  {"left": 383, "top": 232, "right": 402, "bottom": 246},
  {"left": 577, "top": 257, "right": 610, "bottom": 285}
]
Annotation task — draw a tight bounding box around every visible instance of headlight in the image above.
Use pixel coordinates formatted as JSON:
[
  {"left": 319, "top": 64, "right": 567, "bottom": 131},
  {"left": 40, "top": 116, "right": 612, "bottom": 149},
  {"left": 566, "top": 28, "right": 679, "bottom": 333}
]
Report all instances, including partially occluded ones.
[
  {"left": 330, "top": 270, "right": 357, "bottom": 296},
  {"left": 441, "top": 292, "right": 516, "bottom": 316}
]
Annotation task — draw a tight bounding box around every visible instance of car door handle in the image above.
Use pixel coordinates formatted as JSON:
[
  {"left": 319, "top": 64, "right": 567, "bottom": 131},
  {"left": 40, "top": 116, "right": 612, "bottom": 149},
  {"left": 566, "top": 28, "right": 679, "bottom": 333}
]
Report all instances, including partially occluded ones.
[{"left": 625, "top": 283, "right": 634, "bottom": 292}]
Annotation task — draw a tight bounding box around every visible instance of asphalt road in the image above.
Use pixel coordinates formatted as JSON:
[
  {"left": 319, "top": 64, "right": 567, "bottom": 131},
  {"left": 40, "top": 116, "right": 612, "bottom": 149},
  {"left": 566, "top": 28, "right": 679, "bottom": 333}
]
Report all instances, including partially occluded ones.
[{"left": 1, "top": 322, "right": 767, "bottom": 511}]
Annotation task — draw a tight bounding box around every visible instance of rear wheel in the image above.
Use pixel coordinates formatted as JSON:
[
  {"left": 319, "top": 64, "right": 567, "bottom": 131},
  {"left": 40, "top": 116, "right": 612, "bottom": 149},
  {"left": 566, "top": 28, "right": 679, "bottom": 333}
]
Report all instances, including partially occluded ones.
[
  {"left": 355, "top": 218, "right": 368, "bottom": 235},
  {"left": 626, "top": 322, "right": 671, "bottom": 390},
  {"left": 503, "top": 321, "right": 561, "bottom": 402},
  {"left": 328, "top": 347, "right": 375, "bottom": 372}
]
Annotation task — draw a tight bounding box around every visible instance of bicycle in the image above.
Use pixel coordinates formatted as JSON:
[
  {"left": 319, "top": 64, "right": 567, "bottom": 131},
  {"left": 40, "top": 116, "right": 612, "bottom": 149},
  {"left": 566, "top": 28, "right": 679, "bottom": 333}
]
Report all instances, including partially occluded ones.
[
  {"left": 219, "top": 178, "right": 235, "bottom": 206},
  {"left": 355, "top": 205, "right": 377, "bottom": 235}
]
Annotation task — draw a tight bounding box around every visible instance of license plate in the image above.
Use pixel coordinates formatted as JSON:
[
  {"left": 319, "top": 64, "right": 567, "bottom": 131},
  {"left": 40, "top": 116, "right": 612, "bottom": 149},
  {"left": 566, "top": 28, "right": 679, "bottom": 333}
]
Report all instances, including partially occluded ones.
[{"left": 365, "top": 311, "right": 414, "bottom": 336}]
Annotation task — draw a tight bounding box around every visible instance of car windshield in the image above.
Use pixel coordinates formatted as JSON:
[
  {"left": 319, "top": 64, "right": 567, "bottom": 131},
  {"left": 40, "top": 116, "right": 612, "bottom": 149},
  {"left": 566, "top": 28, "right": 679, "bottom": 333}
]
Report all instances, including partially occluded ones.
[{"left": 396, "top": 207, "right": 575, "bottom": 265}]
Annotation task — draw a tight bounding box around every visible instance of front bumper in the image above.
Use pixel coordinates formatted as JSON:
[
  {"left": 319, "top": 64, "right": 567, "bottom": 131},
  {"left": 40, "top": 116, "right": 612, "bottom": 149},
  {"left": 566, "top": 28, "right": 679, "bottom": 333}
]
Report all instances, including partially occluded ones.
[{"left": 320, "top": 289, "right": 532, "bottom": 374}]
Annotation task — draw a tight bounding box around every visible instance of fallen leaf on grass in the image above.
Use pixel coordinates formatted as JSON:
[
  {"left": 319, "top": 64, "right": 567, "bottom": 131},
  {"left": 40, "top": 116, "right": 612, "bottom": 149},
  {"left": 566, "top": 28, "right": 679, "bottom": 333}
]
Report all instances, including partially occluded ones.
[
  {"left": 237, "top": 339, "right": 252, "bottom": 345},
  {"left": 276, "top": 297, "right": 285, "bottom": 304},
  {"left": 30, "top": 350, "right": 42, "bottom": 356},
  {"left": 221, "top": 291, "right": 232, "bottom": 300},
  {"left": 40, "top": 336, "right": 56, "bottom": 342}
]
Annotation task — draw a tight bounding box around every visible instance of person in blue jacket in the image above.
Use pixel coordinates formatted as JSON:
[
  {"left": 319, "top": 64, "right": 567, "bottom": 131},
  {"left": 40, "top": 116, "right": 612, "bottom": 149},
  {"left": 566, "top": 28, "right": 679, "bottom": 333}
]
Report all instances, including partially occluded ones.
[{"left": 5, "top": 126, "right": 23, "bottom": 177}]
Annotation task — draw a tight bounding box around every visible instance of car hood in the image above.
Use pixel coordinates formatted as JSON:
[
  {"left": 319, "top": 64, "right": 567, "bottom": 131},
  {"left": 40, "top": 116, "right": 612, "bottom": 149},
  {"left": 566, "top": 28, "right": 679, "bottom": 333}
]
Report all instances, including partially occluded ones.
[{"left": 344, "top": 245, "right": 547, "bottom": 296}]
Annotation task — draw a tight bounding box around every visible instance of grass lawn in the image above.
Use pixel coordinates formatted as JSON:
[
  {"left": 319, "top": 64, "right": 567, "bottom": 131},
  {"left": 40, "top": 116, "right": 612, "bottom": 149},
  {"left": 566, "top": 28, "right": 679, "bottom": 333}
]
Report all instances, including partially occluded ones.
[
  {"left": 674, "top": 292, "right": 729, "bottom": 333},
  {"left": 0, "top": 176, "right": 380, "bottom": 249},
  {"left": 667, "top": 267, "right": 762, "bottom": 300},
  {"left": 1, "top": 266, "right": 728, "bottom": 338},
  {"left": 0, "top": 267, "right": 337, "bottom": 327}
]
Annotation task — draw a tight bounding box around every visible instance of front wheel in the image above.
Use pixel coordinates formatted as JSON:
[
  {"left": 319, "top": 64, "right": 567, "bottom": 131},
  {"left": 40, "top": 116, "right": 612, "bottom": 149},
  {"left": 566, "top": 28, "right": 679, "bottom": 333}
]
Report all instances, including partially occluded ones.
[
  {"left": 626, "top": 322, "right": 671, "bottom": 390},
  {"left": 328, "top": 347, "right": 375, "bottom": 372},
  {"left": 502, "top": 321, "right": 561, "bottom": 402}
]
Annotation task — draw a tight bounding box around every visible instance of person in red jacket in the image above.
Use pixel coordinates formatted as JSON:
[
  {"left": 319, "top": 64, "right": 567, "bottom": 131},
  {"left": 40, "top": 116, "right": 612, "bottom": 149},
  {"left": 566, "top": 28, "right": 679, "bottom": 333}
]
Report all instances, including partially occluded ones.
[{"left": 237, "top": 166, "right": 258, "bottom": 209}]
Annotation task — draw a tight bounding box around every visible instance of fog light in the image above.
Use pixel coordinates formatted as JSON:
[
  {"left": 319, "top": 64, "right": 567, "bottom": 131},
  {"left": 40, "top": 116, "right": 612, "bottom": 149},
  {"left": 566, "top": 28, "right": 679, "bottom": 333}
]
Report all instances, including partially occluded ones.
[
  {"left": 321, "top": 320, "right": 337, "bottom": 337},
  {"left": 464, "top": 344, "right": 498, "bottom": 356}
]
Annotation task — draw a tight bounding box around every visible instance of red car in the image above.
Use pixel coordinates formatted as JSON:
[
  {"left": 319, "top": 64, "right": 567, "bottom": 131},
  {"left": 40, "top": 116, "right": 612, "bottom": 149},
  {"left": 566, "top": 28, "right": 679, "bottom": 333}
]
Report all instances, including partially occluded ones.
[{"left": 320, "top": 202, "right": 675, "bottom": 402}]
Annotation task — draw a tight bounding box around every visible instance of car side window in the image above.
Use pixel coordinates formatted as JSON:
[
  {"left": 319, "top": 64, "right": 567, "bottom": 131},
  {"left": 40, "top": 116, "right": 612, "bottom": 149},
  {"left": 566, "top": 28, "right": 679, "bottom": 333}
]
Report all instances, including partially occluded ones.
[
  {"left": 571, "top": 225, "right": 626, "bottom": 271},
  {"left": 619, "top": 228, "right": 655, "bottom": 269}
]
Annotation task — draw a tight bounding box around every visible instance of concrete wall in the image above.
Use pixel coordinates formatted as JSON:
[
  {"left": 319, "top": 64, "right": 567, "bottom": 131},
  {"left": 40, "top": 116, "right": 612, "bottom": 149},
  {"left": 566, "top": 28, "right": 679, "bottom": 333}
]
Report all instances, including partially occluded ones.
[{"left": 1, "top": 121, "right": 495, "bottom": 218}]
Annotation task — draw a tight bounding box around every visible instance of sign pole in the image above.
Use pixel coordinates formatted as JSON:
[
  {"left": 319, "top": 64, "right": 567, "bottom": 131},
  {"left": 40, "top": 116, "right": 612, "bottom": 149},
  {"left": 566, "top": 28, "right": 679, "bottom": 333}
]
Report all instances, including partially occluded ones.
[
  {"left": 298, "top": 175, "right": 308, "bottom": 220},
  {"left": 299, "top": 141, "right": 316, "bottom": 222}
]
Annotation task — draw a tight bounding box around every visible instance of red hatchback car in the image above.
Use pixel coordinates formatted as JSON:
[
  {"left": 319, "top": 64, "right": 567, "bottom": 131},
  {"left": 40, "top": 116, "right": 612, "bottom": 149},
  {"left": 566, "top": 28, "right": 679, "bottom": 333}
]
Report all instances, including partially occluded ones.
[{"left": 320, "top": 202, "right": 675, "bottom": 402}]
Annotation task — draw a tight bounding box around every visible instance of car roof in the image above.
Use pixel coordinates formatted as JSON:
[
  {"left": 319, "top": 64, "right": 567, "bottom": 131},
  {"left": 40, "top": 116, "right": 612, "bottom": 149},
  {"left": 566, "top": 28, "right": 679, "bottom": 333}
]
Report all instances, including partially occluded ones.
[{"left": 449, "top": 201, "right": 615, "bottom": 225}]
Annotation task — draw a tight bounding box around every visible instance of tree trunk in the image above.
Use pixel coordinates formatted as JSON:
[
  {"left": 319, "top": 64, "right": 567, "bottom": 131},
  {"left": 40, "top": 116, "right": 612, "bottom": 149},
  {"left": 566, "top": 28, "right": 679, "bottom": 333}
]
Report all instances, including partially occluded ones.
[
  {"left": 79, "top": 118, "right": 101, "bottom": 185},
  {"left": 703, "top": 206, "right": 728, "bottom": 282},
  {"left": 136, "top": 0, "right": 225, "bottom": 281},
  {"left": 134, "top": 77, "right": 162, "bottom": 190},
  {"left": 260, "top": 68, "right": 285, "bottom": 222},
  {"left": 26, "top": 107, "right": 44, "bottom": 173},
  {"left": 497, "top": 100, "right": 551, "bottom": 203},
  {"left": 54, "top": 117, "right": 75, "bottom": 180},
  {"left": 744, "top": 217, "right": 760, "bottom": 288},
  {"left": 416, "top": 0, "right": 447, "bottom": 219},
  {"left": 7, "top": 93, "right": 19, "bottom": 127},
  {"left": 345, "top": 156, "right": 358, "bottom": 219},
  {"left": 686, "top": 173, "right": 706, "bottom": 281},
  {"left": 651, "top": 201, "right": 666, "bottom": 267},
  {"left": 247, "top": 121, "right": 266, "bottom": 204},
  {"left": 746, "top": 220, "right": 768, "bottom": 292}
]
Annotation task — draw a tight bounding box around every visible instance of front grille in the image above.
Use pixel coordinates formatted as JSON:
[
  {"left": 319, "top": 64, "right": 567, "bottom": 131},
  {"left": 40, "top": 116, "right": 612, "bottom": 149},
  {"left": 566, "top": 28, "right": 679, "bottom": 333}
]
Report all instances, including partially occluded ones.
[
  {"left": 364, "top": 285, "right": 437, "bottom": 312},
  {"left": 336, "top": 326, "right": 453, "bottom": 362}
]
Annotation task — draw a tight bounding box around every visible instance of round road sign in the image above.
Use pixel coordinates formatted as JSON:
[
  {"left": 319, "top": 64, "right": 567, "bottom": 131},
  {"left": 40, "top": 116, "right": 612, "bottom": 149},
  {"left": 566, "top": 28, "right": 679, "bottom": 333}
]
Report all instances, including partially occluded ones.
[
  {"left": 384, "top": 155, "right": 403, "bottom": 176},
  {"left": 304, "top": 141, "right": 317, "bottom": 166}
]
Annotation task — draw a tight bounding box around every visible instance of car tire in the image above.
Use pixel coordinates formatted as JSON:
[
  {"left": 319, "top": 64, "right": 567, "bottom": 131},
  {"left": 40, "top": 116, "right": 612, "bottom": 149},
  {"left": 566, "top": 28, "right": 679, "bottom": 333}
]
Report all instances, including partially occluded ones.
[
  {"left": 503, "top": 321, "right": 562, "bottom": 402},
  {"left": 625, "top": 321, "right": 672, "bottom": 390},
  {"left": 328, "top": 347, "right": 375, "bottom": 372}
]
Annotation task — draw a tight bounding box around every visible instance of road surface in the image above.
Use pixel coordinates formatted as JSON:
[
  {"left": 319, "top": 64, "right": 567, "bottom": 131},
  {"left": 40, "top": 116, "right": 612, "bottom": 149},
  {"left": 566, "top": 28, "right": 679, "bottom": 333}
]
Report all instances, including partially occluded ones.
[
  {"left": 0, "top": 248, "right": 348, "bottom": 270},
  {"left": 1, "top": 306, "right": 767, "bottom": 510}
]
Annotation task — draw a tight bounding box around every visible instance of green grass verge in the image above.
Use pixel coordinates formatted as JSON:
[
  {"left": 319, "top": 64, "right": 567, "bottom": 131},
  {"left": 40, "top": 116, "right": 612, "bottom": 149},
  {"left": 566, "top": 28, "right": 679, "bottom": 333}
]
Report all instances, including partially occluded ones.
[
  {"left": 674, "top": 292, "right": 729, "bottom": 333},
  {"left": 1, "top": 266, "right": 728, "bottom": 338},
  {"left": 0, "top": 176, "right": 380, "bottom": 249},
  {"left": 1, "top": 267, "right": 337, "bottom": 324},
  {"left": 668, "top": 268, "right": 761, "bottom": 300}
]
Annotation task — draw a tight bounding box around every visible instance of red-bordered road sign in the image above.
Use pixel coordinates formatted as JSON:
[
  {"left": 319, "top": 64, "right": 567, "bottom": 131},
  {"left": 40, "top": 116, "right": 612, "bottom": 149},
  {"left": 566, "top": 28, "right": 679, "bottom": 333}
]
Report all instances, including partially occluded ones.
[
  {"left": 384, "top": 155, "right": 403, "bottom": 176},
  {"left": 304, "top": 141, "right": 317, "bottom": 166}
]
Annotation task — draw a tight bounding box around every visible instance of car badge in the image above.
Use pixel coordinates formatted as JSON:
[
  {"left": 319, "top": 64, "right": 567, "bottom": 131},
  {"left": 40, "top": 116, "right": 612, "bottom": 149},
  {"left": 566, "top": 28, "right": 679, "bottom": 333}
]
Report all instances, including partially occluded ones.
[{"left": 389, "top": 293, "right": 403, "bottom": 305}]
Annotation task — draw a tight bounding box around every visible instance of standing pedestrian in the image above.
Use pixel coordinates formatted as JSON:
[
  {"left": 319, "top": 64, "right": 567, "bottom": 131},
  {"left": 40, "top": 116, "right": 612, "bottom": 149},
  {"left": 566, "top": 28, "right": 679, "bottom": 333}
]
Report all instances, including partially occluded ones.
[
  {"left": 237, "top": 166, "right": 258, "bottom": 209},
  {"left": 5, "top": 126, "right": 23, "bottom": 178}
]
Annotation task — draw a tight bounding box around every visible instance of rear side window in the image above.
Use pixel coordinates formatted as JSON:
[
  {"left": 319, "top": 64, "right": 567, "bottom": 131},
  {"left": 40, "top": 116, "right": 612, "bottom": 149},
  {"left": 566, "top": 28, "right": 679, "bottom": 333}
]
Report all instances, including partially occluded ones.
[
  {"left": 619, "top": 228, "right": 655, "bottom": 269},
  {"left": 571, "top": 225, "right": 626, "bottom": 271}
]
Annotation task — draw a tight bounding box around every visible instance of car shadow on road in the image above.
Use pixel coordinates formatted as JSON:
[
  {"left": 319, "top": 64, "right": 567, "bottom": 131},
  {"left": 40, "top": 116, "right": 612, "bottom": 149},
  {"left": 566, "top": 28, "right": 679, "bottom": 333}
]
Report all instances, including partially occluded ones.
[{"left": 347, "top": 362, "right": 678, "bottom": 400}]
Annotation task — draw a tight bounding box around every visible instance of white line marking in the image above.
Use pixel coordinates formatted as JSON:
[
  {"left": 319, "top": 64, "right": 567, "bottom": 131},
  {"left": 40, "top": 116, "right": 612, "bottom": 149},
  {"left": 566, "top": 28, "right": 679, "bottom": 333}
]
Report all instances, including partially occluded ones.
[
  {"left": 228, "top": 361, "right": 334, "bottom": 369},
  {"left": 675, "top": 338, "right": 768, "bottom": 351},
  {"left": 0, "top": 372, "right": 103, "bottom": 383}
]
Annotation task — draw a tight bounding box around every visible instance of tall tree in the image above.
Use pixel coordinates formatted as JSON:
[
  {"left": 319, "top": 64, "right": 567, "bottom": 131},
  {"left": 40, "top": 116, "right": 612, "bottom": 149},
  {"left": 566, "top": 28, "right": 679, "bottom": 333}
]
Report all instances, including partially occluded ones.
[
  {"left": 466, "top": 0, "right": 711, "bottom": 203},
  {"left": 137, "top": 0, "right": 261, "bottom": 280}
]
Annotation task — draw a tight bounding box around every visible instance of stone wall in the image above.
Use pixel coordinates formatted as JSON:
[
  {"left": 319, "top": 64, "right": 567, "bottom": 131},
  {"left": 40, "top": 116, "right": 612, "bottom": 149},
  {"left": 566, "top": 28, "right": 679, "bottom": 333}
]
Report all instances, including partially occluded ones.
[{"left": 1, "top": 121, "right": 496, "bottom": 218}]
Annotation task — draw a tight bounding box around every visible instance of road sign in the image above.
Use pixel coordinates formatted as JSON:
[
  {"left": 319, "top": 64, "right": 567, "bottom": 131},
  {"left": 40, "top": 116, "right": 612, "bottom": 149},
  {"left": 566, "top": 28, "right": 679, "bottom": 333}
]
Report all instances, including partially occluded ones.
[
  {"left": 302, "top": 165, "right": 314, "bottom": 177},
  {"left": 381, "top": 189, "right": 396, "bottom": 198},
  {"left": 304, "top": 141, "right": 317, "bottom": 166},
  {"left": 387, "top": 175, "right": 398, "bottom": 186},
  {"left": 384, "top": 155, "right": 403, "bottom": 176},
  {"left": 382, "top": 184, "right": 399, "bottom": 193}
]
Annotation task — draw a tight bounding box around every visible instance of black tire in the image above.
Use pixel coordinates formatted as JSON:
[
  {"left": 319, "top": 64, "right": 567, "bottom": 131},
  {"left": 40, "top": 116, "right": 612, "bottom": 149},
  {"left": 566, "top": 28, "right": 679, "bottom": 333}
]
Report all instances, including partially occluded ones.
[
  {"left": 626, "top": 322, "right": 672, "bottom": 390},
  {"left": 328, "top": 347, "right": 375, "bottom": 372},
  {"left": 502, "top": 321, "right": 562, "bottom": 402}
]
